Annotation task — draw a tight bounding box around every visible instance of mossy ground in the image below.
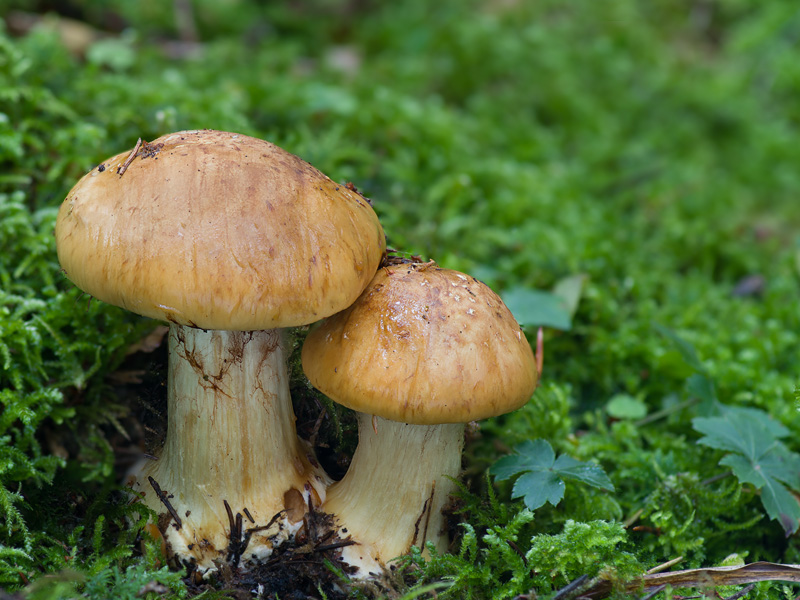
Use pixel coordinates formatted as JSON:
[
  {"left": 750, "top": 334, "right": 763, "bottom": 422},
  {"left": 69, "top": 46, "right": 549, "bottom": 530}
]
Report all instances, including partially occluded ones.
[{"left": 2, "top": 1, "right": 800, "bottom": 598}]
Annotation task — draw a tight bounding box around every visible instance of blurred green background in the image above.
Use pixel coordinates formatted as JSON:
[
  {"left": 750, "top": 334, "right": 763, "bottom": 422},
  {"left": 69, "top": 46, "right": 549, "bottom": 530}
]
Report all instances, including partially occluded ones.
[{"left": 2, "top": 0, "right": 800, "bottom": 597}]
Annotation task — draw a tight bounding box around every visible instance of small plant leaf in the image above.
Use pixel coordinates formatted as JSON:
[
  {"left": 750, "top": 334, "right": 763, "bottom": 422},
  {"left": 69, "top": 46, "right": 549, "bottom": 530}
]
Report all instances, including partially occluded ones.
[
  {"left": 552, "top": 274, "right": 586, "bottom": 320},
  {"left": 693, "top": 405, "right": 800, "bottom": 535},
  {"left": 759, "top": 478, "right": 800, "bottom": 537},
  {"left": 491, "top": 439, "right": 555, "bottom": 481},
  {"left": 687, "top": 373, "right": 717, "bottom": 404},
  {"left": 720, "top": 454, "right": 768, "bottom": 487},
  {"left": 758, "top": 445, "right": 800, "bottom": 490},
  {"left": 653, "top": 323, "right": 707, "bottom": 374},
  {"left": 553, "top": 454, "right": 615, "bottom": 491},
  {"left": 512, "top": 470, "right": 567, "bottom": 511},
  {"left": 501, "top": 288, "right": 572, "bottom": 331},
  {"left": 491, "top": 440, "right": 614, "bottom": 511},
  {"left": 693, "top": 407, "right": 784, "bottom": 460},
  {"left": 606, "top": 394, "right": 647, "bottom": 420}
]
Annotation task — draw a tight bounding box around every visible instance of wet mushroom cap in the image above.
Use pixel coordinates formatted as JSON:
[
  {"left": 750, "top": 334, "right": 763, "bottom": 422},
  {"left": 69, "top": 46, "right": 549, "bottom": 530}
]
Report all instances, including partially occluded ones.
[
  {"left": 55, "top": 129, "right": 386, "bottom": 330},
  {"left": 302, "top": 263, "right": 538, "bottom": 425}
]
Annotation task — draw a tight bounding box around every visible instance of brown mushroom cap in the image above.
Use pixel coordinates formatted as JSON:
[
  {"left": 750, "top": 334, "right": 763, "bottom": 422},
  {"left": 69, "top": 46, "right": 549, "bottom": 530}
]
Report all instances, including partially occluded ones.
[
  {"left": 302, "top": 263, "right": 538, "bottom": 425},
  {"left": 55, "top": 130, "right": 386, "bottom": 330}
]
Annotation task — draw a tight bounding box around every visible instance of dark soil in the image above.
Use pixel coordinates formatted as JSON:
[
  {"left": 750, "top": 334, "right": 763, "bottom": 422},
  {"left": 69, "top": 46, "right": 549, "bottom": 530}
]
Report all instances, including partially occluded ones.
[{"left": 183, "top": 506, "right": 358, "bottom": 600}]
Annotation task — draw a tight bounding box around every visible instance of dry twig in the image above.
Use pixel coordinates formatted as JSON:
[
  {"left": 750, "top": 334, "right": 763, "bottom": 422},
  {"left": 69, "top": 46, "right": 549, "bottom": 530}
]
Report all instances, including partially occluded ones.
[
  {"left": 148, "top": 476, "right": 182, "bottom": 529},
  {"left": 584, "top": 561, "right": 800, "bottom": 599}
]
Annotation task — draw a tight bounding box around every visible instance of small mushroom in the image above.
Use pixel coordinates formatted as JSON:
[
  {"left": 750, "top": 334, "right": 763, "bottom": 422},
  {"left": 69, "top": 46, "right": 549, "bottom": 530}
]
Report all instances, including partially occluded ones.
[
  {"left": 55, "top": 130, "right": 386, "bottom": 569},
  {"left": 301, "top": 262, "right": 538, "bottom": 575}
]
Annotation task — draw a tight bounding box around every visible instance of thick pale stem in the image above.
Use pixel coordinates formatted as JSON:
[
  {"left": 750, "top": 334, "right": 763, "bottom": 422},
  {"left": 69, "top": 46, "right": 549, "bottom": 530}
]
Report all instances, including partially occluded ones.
[
  {"left": 323, "top": 414, "right": 464, "bottom": 576},
  {"left": 129, "top": 324, "right": 326, "bottom": 568}
]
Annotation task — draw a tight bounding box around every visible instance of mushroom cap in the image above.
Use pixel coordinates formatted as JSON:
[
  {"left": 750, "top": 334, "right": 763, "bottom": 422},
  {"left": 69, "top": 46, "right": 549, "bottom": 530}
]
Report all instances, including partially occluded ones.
[
  {"left": 55, "top": 130, "right": 386, "bottom": 330},
  {"left": 302, "top": 263, "right": 537, "bottom": 425}
]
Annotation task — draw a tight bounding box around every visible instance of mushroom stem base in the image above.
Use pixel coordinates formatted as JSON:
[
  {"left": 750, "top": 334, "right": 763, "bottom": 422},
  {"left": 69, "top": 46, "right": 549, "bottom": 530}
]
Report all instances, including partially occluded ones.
[
  {"left": 128, "top": 325, "right": 326, "bottom": 569},
  {"left": 323, "top": 415, "right": 464, "bottom": 576}
]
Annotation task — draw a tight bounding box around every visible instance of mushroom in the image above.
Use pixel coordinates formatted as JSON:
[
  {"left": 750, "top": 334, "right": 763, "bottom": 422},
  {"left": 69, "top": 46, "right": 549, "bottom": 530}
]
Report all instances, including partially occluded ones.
[
  {"left": 54, "top": 130, "right": 386, "bottom": 569},
  {"left": 301, "top": 261, "right": 538, "bottom": 575}
]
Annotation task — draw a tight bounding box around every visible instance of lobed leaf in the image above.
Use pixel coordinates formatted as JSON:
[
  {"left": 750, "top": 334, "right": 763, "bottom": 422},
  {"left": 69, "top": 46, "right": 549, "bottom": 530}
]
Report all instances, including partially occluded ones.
[
  {"left": 491, "top": 440, "right": 613, "bottom": 511},
  {"left": 694, "top": 405, "right": 800, "bottom": 535}
]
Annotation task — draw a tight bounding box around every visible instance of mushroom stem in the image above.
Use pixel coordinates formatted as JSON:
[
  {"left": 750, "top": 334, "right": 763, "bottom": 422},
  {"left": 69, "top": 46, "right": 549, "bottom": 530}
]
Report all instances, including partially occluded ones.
[
  {"left": 130, "top": 324, "right": 326, "bottom": 568},
  {"left": 323, "top": 414, "right": 463, "bottom": 576}
]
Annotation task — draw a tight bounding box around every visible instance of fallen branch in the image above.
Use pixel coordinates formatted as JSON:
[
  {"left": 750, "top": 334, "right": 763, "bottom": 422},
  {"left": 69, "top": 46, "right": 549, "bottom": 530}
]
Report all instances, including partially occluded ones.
[{"left": 583, "top": 561, "right": 800, "bottom": 599}]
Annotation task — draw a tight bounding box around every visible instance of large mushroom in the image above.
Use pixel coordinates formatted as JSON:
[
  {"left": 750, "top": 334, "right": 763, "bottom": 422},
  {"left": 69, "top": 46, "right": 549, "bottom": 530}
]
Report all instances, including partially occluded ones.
[
  {"left": 301, "top": 261, "right": 538, "bottom": 576},
  {"left": 55, "top": 130, "right": 385, "bottom": 569}
]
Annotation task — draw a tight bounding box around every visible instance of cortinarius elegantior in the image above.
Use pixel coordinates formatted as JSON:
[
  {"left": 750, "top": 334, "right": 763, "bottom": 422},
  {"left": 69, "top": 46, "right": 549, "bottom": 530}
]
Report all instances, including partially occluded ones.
[
  {"left": 55, "top": 130, "right": 386, "bottom": 568},
  {"left": 302, "top": 262, "right": 537, "bottom": 575}
]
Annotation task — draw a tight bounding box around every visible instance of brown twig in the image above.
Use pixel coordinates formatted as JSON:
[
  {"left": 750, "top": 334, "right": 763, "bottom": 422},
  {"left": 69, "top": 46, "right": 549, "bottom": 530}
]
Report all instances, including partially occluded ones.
[
  {"left": 308, "top": 407, "right": 327, "bottom": 446},
  {"left": 637, "top": 584, "right": 667, "bottom": 600},
  {"left": 700, "top": 471, "right": 733, "bottom": 486},
  {"left": 380, "top": 249, "right": 424, "bottom": 268},
  {"left": 314, "top": 540, "right": 357, "bottom": 553},
  {"left": 224, "top": 499, "right": 247, "bottom": 565},
  {"left": 313, "top": 529, "right": 336, "bottom": 548},
  {"left": 234, "top": 509, "right": 286, "bottom": 565},
  {"left": 117, "top": 138, "right": 142, "bottom": 176},
  {"left": 646, "top": 556, "right": 684, "bottom": 575},
  {"left": 623, "top": 507, "right": 644, "bottom": 529},
  {"left": 248, "top": 510, "right": 286, "bottom": 536},
  {"left": 415, "top": 259, "right": 437, "bottom": 271},
  {"left": 506, "top": 539, "right": 528, "bottom": 566},
  {"left": 552, "top": 574, "right": 591, "bottom": 599},
  {"left": 634, "top": 397, "right": 699, "bottom": 427},
  {"left": 147, "top": 476, "right": 182, "bottom": 529},
  {"left": 723, "top": 584, "right": 755, "bottom": 600},
  {"left": 224, "top": 499, "right": 236, "bottom": 534}
]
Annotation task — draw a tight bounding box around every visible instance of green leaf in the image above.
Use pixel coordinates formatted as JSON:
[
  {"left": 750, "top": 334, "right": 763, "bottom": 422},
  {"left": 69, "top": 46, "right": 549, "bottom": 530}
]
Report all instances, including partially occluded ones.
[
  {"left": 758, "top": 445, "right": 800, "bottom": 490},
  {"left": 606, "top": 394, "right": 647, "bottom": 420},
  {"left": 512, "top": 470, "right": 567, "bottom": 511},
  {"left": 490, "top": 440, "right": 614, "bottom": 511},
  {"left": 491, "top": 439, "right": 555, "bottom": 481},
  {"left": 86, "top": 36, "right": 136, "bottom": 72},
  {"left": 758, "top": 474, "right": 800, "bottom": 537},
  {"left": 693, "top": 406, "right": 785, "bottom": 459},
  {"left": 686, "top": 373, "right": 717, "bottom": 404},
  {"left": 501, "top": 288, "right": 572, "bottom": 331},
  {"left": 730, "top": 405, "right": 790, "bottom": 439},
  {"left": 653, "top": 322, "right": 707, "bottom": 373},
  {"left": 552, "top": 454, "right": 615, "bottom": 490},
  {"left": 693, "top": 405, "right": 800, "bottom": 535},
  {"left": 552, "top": 274, "right": 586, "bottom": 320},
  {"left": 720, "top": 454, "right": 768, "bottom": 488}
]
